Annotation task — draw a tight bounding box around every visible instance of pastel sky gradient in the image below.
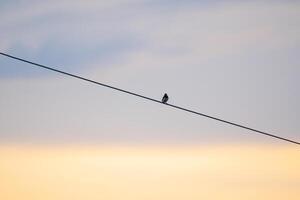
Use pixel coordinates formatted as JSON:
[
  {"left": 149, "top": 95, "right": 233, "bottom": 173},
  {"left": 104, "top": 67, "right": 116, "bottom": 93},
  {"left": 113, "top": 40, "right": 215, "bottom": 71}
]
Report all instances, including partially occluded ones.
[
  {"left": 0, "top": 1, "right": 300, "bottom": 199},
  {"left": 1, "top": 0, "right": 299, "bottom": 145},
  {"left": 0, "top": 144, "right": 299, "bottom": 200}
]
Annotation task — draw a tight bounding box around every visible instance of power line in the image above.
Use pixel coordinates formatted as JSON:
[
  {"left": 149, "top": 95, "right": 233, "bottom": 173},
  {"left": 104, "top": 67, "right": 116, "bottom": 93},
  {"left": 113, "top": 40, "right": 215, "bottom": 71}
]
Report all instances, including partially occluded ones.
[{"left": 1, "top": 51, "right": 299, "bottom": 146}]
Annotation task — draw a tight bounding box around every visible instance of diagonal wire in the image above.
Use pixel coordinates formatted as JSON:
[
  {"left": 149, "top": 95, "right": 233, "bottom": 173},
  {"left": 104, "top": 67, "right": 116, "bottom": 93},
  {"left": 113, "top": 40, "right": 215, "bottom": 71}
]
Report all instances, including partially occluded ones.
[{"left": 0, "top": 51, "right": 299, "bottom": 145}]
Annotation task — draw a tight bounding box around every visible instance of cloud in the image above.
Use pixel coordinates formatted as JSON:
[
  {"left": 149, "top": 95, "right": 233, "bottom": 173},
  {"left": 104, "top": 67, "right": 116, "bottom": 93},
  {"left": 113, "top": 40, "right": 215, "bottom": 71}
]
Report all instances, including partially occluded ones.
[{"left": 1, "top": 1, "right": 299, "bottom": 63}]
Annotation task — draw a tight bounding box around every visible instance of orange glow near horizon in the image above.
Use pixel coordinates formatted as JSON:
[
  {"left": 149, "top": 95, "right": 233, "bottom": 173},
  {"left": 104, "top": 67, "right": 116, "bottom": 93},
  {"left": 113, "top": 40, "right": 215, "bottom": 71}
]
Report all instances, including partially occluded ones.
[{"left": 0, "top": 144, "right": 299, "bottom": 200}]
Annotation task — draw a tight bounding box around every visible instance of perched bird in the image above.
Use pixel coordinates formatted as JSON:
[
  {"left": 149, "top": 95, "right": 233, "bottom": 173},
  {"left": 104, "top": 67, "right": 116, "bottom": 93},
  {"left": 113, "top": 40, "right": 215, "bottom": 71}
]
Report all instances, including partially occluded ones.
[{"left": 162, "top": 93, "right": 169, "bottom": 104}]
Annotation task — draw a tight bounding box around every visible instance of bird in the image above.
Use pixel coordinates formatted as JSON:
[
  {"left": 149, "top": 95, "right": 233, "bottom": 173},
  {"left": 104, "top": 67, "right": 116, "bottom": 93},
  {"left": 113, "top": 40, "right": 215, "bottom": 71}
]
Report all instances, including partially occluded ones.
[{"left": 162, "top": 93, "right": 169, "bottom": 104}]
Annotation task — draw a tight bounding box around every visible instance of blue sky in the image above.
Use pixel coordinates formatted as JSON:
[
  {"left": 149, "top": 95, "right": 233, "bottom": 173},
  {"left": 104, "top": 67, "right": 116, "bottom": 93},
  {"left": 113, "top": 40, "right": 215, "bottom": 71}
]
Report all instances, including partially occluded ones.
[{"left": 0, "top": 0, "right": 299, "bottom": 145}]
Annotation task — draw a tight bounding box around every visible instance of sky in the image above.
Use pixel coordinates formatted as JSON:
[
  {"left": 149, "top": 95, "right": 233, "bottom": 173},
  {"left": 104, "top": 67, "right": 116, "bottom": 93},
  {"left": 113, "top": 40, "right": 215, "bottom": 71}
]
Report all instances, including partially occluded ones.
[
  {"left": 0, "top": 145, "right": 299, "bottom": 200},
  {"left": 0, "top": 0, "right": 300, "bottom": 145},
  {"left": 0, "top": 0, "right": 300, "bottom": 199}
]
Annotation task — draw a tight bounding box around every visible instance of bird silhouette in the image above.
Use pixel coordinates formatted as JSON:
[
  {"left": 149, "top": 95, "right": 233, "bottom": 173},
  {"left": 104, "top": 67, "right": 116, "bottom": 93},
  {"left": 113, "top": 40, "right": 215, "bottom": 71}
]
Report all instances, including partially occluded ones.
[{"left": 162, "top": 93, "right": 169, "bottom": 104}]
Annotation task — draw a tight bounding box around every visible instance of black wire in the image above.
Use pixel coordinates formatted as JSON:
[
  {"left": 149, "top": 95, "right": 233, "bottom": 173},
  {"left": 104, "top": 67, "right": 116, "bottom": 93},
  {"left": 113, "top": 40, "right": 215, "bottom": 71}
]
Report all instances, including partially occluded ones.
[{"left": 1, "top": 51, "right": 299, "bottom": 146}]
